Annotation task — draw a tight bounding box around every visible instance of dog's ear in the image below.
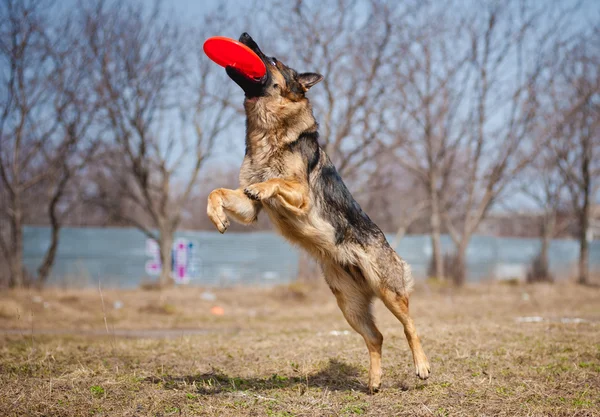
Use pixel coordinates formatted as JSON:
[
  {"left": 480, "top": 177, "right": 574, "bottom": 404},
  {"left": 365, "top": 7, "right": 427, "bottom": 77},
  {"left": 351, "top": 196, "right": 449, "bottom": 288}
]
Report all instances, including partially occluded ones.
[{"left": 298, "top": 73, "right": 323, "bottom": 90}]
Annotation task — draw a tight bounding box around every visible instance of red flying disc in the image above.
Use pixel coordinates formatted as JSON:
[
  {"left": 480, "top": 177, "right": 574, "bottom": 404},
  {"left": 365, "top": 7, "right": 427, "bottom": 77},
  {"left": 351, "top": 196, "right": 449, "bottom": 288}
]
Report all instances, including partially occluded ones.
[{"left": 203, "top": 36, "right": 266, "bottom": 79}]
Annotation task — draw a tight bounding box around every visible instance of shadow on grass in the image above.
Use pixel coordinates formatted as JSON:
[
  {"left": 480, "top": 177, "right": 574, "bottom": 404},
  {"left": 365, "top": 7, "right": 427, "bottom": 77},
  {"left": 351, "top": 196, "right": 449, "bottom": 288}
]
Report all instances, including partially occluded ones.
[{"left": 144, "top": 358, "right": 367, "bottom": 394}]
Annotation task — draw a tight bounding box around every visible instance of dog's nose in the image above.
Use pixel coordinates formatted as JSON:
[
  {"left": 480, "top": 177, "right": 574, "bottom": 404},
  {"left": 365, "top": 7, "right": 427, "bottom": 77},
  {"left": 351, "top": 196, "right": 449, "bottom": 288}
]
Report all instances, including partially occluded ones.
[{"left": 239, "top": 33, "right": 252, "bottom": 43}]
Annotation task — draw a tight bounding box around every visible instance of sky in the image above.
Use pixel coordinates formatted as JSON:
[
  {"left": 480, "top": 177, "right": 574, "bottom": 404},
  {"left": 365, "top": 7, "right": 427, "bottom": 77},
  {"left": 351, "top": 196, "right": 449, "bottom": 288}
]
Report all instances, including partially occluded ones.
[{"left": 157, "top": 0, "right": 600, "bottom": 28}]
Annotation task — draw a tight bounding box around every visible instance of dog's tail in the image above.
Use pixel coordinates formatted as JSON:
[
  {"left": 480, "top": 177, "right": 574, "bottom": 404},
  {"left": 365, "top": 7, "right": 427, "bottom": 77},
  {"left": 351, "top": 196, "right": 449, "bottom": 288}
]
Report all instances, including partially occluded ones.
[
  {"left": 370, "top": 250, "right": 414, "bottom": 296},
  {"left": 400, "top": 258, "right": 414, "bottom": 295}
]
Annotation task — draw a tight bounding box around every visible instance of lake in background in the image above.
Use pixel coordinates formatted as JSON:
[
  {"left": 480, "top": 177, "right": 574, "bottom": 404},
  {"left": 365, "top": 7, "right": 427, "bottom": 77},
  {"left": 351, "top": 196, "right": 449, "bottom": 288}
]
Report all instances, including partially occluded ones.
[{"left": 22, "top": 226, "right": 600, "bottom": 288}]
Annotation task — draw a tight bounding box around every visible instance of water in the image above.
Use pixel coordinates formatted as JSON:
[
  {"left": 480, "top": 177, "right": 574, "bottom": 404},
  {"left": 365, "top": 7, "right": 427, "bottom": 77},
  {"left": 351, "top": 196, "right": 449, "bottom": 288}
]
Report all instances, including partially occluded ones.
[{"left": 22, "top": 226, "right": 597, "bottom": 288}]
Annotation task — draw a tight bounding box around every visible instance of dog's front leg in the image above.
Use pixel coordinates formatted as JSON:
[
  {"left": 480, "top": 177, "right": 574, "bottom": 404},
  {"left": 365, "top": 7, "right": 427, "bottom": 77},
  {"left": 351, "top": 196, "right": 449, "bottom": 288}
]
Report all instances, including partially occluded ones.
[
  {"left": 244, "top": 178, "right": 309, "bottom": 215},
  {"left": 207, "top": 188, "right": 261, "bottom": 233}
]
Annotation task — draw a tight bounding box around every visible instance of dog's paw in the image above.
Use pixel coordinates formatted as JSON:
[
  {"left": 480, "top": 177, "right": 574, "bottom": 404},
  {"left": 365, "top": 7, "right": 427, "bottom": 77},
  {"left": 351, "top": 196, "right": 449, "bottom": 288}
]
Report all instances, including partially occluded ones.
[
  {"left": 207, "top": 205, "right": 229, "bottom": 234},
  {"left": 415, "top": 359, "right": 431, "bottom": 380},
  {"left": 244, "top": 183, "right": 274, "bottom": 201},
  {"left": 207, "top": 192, "right": 230, "bottom": 234},
  {"left": 368, "top": 369, "right": 382, "bottom": 394},
  {"left": 368, "top": 382, "right": 381, "bottom": 395}
]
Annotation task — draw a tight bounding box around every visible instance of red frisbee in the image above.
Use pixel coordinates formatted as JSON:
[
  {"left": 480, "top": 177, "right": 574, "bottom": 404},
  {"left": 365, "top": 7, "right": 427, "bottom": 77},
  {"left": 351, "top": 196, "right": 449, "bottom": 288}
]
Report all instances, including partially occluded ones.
[{"left": 203, "top": 36, "right": 266, "bottom": 79}]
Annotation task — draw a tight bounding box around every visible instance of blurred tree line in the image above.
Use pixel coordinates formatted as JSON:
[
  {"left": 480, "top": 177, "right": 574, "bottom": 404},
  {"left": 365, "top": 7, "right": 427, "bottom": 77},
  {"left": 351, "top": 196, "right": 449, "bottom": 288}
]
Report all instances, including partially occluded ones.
[{"left": 0, "top": 0, "right": 598, "bottom": 288}]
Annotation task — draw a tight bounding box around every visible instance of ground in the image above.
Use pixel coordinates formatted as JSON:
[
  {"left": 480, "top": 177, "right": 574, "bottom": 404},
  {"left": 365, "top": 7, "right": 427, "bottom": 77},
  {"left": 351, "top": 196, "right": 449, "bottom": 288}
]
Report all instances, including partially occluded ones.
[{"left": 0, "top": 281, "right": 599, "bottom": 416}]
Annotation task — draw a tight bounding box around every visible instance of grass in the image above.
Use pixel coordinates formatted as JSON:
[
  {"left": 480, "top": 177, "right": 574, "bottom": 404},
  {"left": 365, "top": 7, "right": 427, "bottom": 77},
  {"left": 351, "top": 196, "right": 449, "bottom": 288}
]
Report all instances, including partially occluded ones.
[{"left": 0, "top": 281, "right": 599, "bottom": 416}]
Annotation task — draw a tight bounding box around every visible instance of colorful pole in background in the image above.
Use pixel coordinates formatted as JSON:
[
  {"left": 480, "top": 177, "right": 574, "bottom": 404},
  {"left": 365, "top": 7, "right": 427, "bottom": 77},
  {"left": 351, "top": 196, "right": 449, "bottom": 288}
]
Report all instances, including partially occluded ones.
[{"left": 145, "top": 238, "right": 199, "bottom": 284}]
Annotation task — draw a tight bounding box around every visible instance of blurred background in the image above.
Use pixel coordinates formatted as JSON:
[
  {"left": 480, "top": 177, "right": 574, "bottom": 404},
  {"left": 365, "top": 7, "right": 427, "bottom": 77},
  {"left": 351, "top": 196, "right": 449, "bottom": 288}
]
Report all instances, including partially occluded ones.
[{"left": 1, "top": 0, "right": 599, "bottom": 289}]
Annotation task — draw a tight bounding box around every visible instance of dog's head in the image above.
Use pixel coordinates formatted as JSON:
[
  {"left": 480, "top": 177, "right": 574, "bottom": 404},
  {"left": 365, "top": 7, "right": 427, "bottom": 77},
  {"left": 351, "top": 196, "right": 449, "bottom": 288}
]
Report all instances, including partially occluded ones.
[{"left": 226, "top": 33, "right": 323, "bottom": 112}]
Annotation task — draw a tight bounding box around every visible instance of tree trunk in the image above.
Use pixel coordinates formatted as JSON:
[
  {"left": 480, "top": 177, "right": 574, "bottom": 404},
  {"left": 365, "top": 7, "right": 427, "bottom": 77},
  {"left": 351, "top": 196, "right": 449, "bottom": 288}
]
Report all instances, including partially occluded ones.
[
  {"left": 578, "top": 132, "right": 591, "bottom": 286},
  {"left": 538, "top": 232, "right": 551, "bottom": 281},
  {"left": 453, "top": 242, "right": 468, "bottom": 286},
  {"left": 578, "top": 203, "right": 590, "bottom": 285},
  {"left": 578, "top": 233, "right": 589, "bottom": 285},
  {"left": 37, "top": 173, "right": 71, "bottom": 287},
  {"left": 37, "top": 222, "right": 61, "bottom": 288},
  {"left": 528, "top": 212, "right": 555, "bottom": 283},
  {"left": 430, "top": 198, "right": 444, "bottom": 281},
  {"left": 9, "top": 198, "right": 25, "bottom": 288},
  {"left": 158, "top": 231, "right": 174, "bottom": 287},
  {"left": 427, "top": 168, "right": 444, "bottom": 281}
]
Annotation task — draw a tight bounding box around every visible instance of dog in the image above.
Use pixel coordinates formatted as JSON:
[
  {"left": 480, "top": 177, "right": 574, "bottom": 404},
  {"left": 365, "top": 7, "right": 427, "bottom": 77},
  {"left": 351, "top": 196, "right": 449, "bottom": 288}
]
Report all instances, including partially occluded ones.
[{"left": 207, "top": 33, "right": 430, "bottom": 393}]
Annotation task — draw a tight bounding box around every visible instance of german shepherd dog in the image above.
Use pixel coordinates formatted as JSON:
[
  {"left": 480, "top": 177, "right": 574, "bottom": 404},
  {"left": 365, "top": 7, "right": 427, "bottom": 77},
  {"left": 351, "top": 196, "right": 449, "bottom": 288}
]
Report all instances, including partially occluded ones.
[{"left": 207, "top": 33, "right": 430, "bottom": 393}]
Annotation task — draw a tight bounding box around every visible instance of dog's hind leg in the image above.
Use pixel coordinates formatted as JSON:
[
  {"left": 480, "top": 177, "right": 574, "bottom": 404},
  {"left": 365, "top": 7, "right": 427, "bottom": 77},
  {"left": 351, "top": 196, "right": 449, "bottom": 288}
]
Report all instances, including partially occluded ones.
[
  {"left": 325, "top": 266, "right": 383, "bottom": 393},
  {"left": 380, "top": 288, "right": 430, "bottom": 380}
]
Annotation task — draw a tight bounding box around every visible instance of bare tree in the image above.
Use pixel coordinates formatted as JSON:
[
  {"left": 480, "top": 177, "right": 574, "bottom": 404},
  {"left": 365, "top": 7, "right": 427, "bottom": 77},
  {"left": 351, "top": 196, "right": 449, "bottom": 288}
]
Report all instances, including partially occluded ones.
[
  {"left": 389, "top": 1, "right": 471, "bottom": 280},
  {"left": 440, "top": 1, "right": 579, "bottom": 284},
  {"left": 550, "top": 30, "right": 600, "bottom": 285},
  {"left": 0, "top": 0, "right": 94, "bottom": 287},
  {"left": 82, "top": 2, "right": 237, "bottom": 286},
  {"left": 520, "top": 132, "right": 570, "bottom": 282}
]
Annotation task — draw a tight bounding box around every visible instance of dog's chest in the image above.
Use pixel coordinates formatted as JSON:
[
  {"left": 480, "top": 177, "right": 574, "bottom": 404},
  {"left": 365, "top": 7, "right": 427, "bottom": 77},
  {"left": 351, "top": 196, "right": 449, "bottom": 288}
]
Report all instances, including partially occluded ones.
[
  {"left": 239, "top": 157, "right": 282, "bottom": 187},
  {"left": 239, "top": 145, "right": 296, "bottom": 187},
  {"left": 240, "top": 129, "right": 305, "bottom": 187}
]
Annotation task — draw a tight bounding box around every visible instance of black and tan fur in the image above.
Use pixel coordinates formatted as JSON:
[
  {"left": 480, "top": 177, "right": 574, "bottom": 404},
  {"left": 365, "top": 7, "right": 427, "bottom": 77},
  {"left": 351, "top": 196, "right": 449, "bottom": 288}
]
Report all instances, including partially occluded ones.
[{"left": 207, "top": 33, "right": 430, "bottom": 393}]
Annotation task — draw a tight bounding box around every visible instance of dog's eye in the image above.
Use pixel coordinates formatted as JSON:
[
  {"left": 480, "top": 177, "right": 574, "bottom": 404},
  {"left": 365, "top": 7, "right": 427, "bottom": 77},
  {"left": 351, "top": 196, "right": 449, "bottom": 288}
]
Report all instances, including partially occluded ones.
[
  {"left": 269, "top": 57, "right": 277, "bottom": 66},
  {"left": 272, "top": 83, "right": 279, "bottom": 89}
]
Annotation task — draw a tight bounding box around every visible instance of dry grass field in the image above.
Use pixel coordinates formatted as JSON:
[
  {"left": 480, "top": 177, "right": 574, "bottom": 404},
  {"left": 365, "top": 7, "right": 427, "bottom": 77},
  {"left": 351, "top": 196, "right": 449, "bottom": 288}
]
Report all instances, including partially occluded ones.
[{"left": 0, "top": 281, "right": 599, "bottom": 416}]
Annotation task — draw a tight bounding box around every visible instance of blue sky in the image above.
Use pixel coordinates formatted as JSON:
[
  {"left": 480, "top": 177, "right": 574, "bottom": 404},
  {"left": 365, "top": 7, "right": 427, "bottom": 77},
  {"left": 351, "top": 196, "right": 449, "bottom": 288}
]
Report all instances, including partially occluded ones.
[{"left": 157, "top": 0, "right": 600, "bottom": 27}]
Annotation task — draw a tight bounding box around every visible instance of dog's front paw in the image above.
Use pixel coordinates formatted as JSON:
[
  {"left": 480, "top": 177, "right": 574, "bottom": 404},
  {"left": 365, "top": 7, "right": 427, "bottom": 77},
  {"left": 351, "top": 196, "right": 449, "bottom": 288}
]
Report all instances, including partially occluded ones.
[
  {"left": 244, "top": 183, "right": 274, "bottom": 201},
  {"left": 208, "top": 207, "right": 229, "bottom": 234},
  {"left": 207, "top": 190, "right": 230, "bottom": 234}
]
